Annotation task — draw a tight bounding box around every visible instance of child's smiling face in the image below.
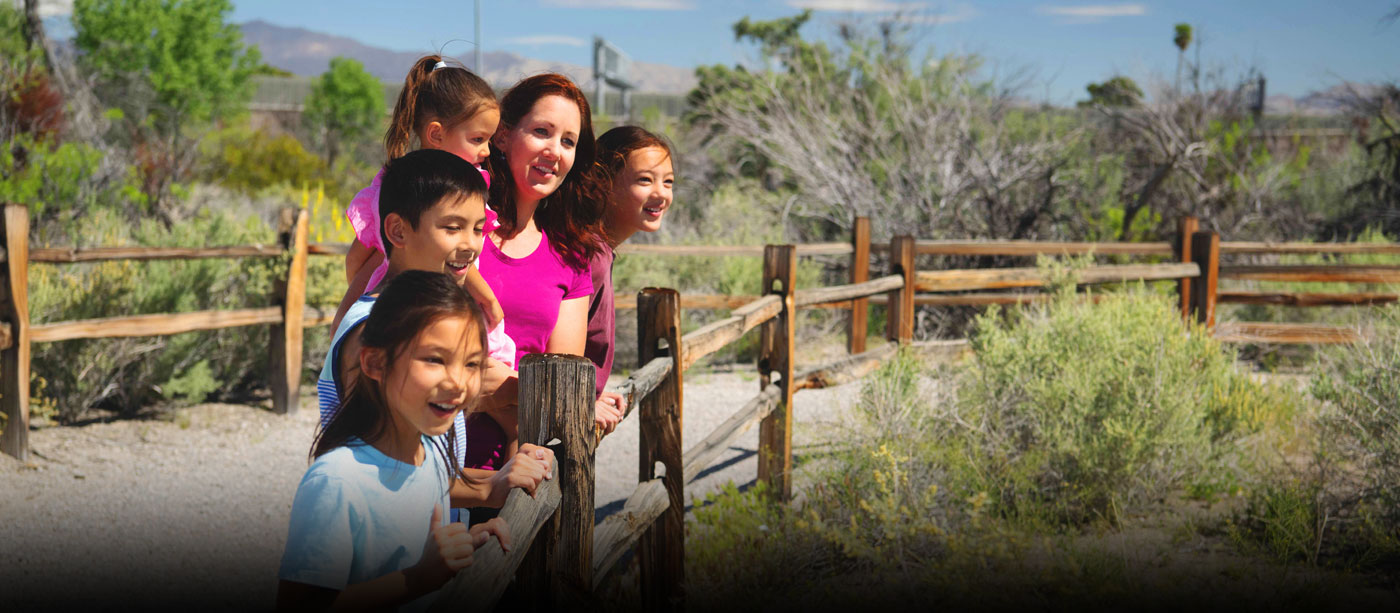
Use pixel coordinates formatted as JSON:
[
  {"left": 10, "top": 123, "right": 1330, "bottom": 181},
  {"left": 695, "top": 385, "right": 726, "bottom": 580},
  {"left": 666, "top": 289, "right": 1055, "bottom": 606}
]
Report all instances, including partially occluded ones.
[
  {"left": 380, "top": 314, "right": 485, "bottom": 438},
  {"left": 607, "top": 146, "right": 674, "bottom": 235},
  {"left": 387, "top": 192, "right": 486, "bottom": 284},
  {"left": 434, "top": 107, "right": 500, "bottom": 167}
]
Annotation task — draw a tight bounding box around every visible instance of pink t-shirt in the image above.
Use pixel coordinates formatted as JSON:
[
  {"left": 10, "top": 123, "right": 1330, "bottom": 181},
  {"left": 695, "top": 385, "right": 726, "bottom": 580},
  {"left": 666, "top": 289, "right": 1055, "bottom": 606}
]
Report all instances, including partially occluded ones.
[
  {"left": 479, "top": 219, "right": 592, "bottom": 366},
  {"left": 346, "top": 165, "right": 516, "bottom": 368}
]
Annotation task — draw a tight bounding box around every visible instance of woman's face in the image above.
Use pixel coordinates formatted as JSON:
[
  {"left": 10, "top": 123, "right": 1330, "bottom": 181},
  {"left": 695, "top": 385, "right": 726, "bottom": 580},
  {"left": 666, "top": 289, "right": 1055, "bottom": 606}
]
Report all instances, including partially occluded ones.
[{"left": 495, "top": 94, "right": 582, "bottom": 205}]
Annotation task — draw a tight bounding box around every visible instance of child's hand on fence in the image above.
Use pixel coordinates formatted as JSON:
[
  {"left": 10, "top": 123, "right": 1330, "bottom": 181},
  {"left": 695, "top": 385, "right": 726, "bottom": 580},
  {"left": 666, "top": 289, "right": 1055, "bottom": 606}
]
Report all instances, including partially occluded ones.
[
  {"left": 594, "top": 394, "right": 624, "bottom": 437},
  {"left": 488, "top": 445, "right": 554, "bottom": 506},
  {"left": 469, "top": 517, "right": 512, "bottom": 553},
  {"left": 414, "top": 505, "right": 476, "bottom": 586}
]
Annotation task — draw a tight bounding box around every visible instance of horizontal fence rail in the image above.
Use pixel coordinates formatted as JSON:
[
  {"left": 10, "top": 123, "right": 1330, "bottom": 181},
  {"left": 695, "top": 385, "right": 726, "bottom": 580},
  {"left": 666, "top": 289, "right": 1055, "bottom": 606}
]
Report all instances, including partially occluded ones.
[{"left": 915, "top": 262, "right": 1200, "bottom": 292}]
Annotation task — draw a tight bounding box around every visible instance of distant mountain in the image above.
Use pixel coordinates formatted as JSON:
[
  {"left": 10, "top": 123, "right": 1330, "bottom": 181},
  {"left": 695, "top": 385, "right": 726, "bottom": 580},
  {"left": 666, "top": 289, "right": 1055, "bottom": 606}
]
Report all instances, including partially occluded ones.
[
  {"left": 1265, "top": 83, "right": 1384, "bottom": 116},
  {"left": 239, "top": 20, "right": 697, "bottom": 95}
]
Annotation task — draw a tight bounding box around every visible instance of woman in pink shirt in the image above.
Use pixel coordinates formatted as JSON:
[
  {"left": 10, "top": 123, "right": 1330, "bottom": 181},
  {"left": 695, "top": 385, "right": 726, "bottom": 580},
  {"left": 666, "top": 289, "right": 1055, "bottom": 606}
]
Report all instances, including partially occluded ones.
[{"left": 465, "top": 74, "right": 624, "bottom": 473}]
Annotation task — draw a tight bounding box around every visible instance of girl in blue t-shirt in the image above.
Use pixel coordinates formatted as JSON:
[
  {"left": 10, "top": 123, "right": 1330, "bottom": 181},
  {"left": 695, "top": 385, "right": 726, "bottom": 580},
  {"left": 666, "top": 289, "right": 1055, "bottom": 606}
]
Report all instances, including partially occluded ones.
[{"left": 277, "top": 271, "right": 520, "bottom": 611}]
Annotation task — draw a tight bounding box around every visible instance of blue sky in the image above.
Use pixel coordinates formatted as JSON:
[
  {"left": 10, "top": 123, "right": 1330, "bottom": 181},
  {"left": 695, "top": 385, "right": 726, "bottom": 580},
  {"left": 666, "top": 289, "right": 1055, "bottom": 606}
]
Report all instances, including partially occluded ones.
[{"left": 225, "top": 0, "right": 1399, "bottom": 104}]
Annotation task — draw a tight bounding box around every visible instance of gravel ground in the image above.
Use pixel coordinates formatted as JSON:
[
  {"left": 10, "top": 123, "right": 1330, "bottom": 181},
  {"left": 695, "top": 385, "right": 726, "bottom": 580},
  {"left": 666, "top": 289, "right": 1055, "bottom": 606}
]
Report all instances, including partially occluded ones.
[{"left": 0, "top": 371, "right": 863, "bottom": 611}]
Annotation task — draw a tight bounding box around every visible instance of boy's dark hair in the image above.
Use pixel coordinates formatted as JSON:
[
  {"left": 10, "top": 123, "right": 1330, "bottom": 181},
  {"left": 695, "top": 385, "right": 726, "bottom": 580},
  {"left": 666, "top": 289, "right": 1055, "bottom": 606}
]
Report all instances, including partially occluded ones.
[
  {"left": 313, "top": 270, "right": 490, "bottom": 484},
  {"left": 378, "top": 148, "right": 488, "bottom": 258}
]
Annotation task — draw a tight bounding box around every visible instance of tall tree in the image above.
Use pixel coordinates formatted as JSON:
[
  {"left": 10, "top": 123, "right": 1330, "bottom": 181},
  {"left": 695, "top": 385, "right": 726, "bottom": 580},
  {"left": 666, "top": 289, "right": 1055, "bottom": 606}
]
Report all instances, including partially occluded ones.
[
  {"left": 1173, "top": 23, "right": 1192, "bottom": 93},
  {"left": 73, "top": 0, "right": 259, "bottom": 215},
  {"left": 303, "top": 57, "right": 385, "bottom": 166}
]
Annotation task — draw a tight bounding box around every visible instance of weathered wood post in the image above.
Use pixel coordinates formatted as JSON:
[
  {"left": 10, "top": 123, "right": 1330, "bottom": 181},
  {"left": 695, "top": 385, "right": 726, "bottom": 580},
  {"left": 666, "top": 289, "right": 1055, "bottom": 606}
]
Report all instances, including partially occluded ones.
[
  {"left": 887, "top": 235, "right": 916, "bottom": 344},
  {"left": 1189, "top": 230, "right": 1220, "bottom": 328},
  {"left": 269, "top": 208, "right": 309, "bottom": 414},
  {"left": 759, "top": 245, "right": 796, "bottom": 501},
  {"left": 1177, "top": 216, "right": 1199, "bottom": 321},
  {"left": 637, "top": 288, "right": 684, "bottom": 610},
  {"left": 848, "top": 216, "right": 870, "bottom": 354},
  {"left": 0, "top": 203, "right": 29, "bottom": 461},
  {"left": 516, "top": 353, "right": 596, "bottom": 606}
]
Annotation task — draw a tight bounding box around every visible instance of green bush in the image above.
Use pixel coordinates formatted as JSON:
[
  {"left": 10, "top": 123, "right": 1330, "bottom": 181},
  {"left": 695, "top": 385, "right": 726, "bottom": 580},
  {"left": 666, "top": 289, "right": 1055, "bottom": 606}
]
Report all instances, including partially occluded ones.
[
  {"left": 941, "top": 283, "right": 1292, "bottom": 525},
  {"left": 1311, "top": 304, "right": 1400, "bottom": 530},
  {"left": 28, "top": 207, "right": 284, "bottom": 420}
]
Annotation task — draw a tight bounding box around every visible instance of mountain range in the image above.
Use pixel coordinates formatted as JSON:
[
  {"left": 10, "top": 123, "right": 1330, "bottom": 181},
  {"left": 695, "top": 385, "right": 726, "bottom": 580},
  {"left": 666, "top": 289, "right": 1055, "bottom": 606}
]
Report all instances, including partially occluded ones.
[{"left": 239, "top": 20, "right": 698, "bottom": 95}]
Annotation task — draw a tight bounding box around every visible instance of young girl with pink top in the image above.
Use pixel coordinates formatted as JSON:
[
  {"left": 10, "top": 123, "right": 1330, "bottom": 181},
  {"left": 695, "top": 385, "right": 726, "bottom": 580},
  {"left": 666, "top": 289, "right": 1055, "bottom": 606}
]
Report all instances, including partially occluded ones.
[{"left": 338, "top": 55, "right": 514, "bottom": 368}]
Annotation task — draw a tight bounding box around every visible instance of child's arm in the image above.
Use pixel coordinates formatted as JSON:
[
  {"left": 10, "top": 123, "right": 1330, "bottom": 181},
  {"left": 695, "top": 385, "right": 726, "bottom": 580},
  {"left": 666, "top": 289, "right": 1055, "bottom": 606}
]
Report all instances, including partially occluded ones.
[
  {"left": 345, "top": 240, "right": 378, "bottom": 285},
  {"left": 451, "top": 444, "right": 554, "bottom": 508},
  {"left": 276, "top": 505, "right": 481, "bottom": 611},
  {"left": 477, "top": 358, "right": 519, "bottom": 438},
  {"left": 461, "top": 266, "right": 504, "bottom": 328},
  {"left": 331, "top": 253, "right": 381, "bottom": 333}
]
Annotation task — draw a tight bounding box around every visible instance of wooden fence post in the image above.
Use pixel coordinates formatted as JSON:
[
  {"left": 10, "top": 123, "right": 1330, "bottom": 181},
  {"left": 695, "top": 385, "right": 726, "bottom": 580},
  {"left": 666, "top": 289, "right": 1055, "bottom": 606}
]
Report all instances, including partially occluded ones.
[
  {"left": 269, "top": 208, "right": 309, "bottom": 415},
  {"left": 759, "top": 245, "right": 796, "bottom": 501},
  {"left": 1177, "top": 216, "right": 1198, "bottom": 321},
  {"left": 886, "top": 235, "right": 916, "bottom": 344},
  {"left": 637, "top": 288, "right": 684, "bottom": 610},
  {"left": 848, "top": 217, "right": 870, "bottom": 354},
  {"left": 1189, "top": 231, "right": 1220, "bottom": 328},
  {"left": 516, "top": 353, "right": 597, "bottom": 607},
  {"left": 0, "top": 204, "right": 29, "bottom": 461}
]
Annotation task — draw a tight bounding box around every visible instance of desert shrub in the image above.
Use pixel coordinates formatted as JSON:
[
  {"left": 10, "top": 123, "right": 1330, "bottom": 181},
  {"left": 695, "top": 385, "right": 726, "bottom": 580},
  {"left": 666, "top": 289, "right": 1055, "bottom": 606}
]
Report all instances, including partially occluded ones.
[
  {"left": 938, "top": 282, "right": 1294, "bottom": 525},
  {"left": 199, "top": 126, "right": 328, "bottom": 196},
  {"left": 28, "top": 206, "right": 283, "bottom": 420},
  {"left": 1311, "top": 304, "right": 1400, "bottom": 531}
]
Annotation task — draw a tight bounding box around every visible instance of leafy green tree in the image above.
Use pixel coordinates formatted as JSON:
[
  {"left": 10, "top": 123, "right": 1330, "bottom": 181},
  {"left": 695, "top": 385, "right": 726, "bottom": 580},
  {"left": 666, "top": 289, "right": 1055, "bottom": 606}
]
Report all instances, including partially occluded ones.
[
  {"left": 303, "top": 57, "right": 385, "bottom": 165},
  {"left": 1078, "top": 76, "right": 1143, "bottom": 108},
  {"left": 72, "top": 0, "right": 260, "bottom": 215}
]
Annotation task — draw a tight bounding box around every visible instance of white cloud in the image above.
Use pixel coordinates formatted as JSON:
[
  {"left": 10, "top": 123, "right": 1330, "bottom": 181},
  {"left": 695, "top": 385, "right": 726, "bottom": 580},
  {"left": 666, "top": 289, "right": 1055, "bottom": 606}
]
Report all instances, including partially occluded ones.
[
  {"left": 1036, "top": 3, "right": 1148, "bottom": 23},
  {"left": 503, "top": 35, "right": 590, "bottom": 47},
  {"left": 542, "top": 0, "right": 696, "bottom": 9},
  {"left": 900, "top": 4, "right": 977, "bottom": 24},
  {"left": 787, "top": 0, "right": 929, "bottom": 11}
]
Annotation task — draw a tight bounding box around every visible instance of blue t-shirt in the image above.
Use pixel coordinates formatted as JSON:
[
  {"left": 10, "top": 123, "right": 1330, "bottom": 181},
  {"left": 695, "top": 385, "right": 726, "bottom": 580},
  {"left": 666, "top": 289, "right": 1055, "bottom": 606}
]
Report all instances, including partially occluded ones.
[
  {"left": 316, "top": 293, "right": 469, "bottom": 522},
  {"left": 279, "top": 436, "right": 452, "bottom": 611}
]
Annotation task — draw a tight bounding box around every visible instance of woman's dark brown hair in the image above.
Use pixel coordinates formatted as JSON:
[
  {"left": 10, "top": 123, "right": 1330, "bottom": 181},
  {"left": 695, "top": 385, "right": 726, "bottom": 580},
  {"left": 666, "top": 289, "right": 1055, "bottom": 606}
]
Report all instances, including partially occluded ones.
[
  {"left": 312, "top": 270, "right": 489, "bottom": 483},
  {"left": 488, "top": 73, "right": 607, "bottom": 267},
  {"left": 385, "top": 55, "right": 498, "bottom": 161}
]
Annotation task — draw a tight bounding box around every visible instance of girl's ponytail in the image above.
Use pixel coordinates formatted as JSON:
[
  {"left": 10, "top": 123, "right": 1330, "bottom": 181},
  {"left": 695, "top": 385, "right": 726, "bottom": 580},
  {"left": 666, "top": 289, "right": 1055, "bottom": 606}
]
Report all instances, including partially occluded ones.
[
  {"left": 385, "top": 55, "right": 442, "bottom": 160},
  {"left": 384, "top": 55, "right": 498, "bottom": 162}
]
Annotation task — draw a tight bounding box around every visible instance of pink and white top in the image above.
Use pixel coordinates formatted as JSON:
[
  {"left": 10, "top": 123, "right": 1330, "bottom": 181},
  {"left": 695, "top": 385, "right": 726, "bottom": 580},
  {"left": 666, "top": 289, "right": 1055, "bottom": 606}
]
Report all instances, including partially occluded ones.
[{"left": 346, "top": 166, "right": 516, "bottom": 368}]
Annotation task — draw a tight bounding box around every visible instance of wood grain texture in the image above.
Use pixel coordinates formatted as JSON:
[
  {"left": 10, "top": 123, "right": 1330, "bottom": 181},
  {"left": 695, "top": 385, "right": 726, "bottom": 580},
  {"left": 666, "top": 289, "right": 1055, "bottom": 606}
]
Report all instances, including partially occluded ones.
[
  {"left": 430, "top": 458, "right": 561, "bottom": 613},
  {"left": 1190, "top": 232, "right": 1220, "bottom": 328},
  {"left": 637, "top": 288, "right": 685, "bottom": 611},
  {"left": 30, "top": 307, "right": 284, "bottom": 342},
  {"left": 1178, "top": 217, "right": 1198, "bottom": 320},
  {"left": 29, "top": 244, "right": 284, "bottom": 263},
  {"left": 915, "top": 262, "right": 1199, "bottom": 293},
  {"left": 1220, "top": 242, "right": 1400, "bottom": 255},
  {"left": 615, "top": 242, "right": 852, "bottom": 257},
  {"left": 888, "top": 236, "right": 916, "bottom": 343},
  {"left": 1216, "top": 291, "right": 1398, "bottom": 307},
  {"left": 681, "top": 385, "right": 783, "bottom": 481},
  {"left": 793, "top": 274, "right": 904, "bottom": 307},
  {"left": 0, "top": 204, "right": 29, "bottom": 461},
  {"left": 270, "top": 209, "right": 309, "bottom": 415},
  {"left": 612, "top": 355, "right": 673, "bottom": 425},
  {"left": 849, "top": 217, "right": 871, "bottom": 354},
  {"left": 677, "top": 294, "right": 781, "bottom": 371},
  {"left": 517, "top": 353, "right": 597, "bottom": 606},
  {"left": 1219, "top": 265, "right": 1400, "bottom": 284},
  {"left": 591, "top": 478, "right": 668, "bottom": 590},
  {"left": 758, "top": 245, "right": 796, "bottom": 501},
  {"left": 1214, "top": 322, "right": 1360, "bottom": 344},
  {"left": 913, "top": 240, "right": 1174, "bottom": 256}
]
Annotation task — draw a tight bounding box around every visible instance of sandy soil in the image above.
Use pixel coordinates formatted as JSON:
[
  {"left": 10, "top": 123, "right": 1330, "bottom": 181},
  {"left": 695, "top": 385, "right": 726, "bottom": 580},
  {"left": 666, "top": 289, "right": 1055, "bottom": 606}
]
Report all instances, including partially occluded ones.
[{"left": 0, "top": 371, "right": 863, "bottom": 611}]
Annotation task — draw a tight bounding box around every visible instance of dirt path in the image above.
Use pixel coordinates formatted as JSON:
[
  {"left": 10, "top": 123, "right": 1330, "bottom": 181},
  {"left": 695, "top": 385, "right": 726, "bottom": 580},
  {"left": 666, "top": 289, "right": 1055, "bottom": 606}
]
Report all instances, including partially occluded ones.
[{"left": 0, "top": 372, "right": 863, "bottom": 611}]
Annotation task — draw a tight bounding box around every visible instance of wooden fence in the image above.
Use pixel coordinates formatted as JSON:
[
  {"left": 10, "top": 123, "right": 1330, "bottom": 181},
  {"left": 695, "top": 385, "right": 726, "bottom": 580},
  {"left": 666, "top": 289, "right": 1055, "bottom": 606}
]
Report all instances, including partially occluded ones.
[{"left": 2, "top": 203, "right": 1396, "bottom": 605}]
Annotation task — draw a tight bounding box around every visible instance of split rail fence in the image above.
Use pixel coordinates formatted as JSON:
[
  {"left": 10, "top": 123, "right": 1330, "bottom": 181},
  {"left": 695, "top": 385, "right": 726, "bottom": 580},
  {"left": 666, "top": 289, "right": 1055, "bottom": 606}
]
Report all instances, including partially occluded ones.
[{"left": 1, "top": 202, "right": 1396, "bottom": 606}]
